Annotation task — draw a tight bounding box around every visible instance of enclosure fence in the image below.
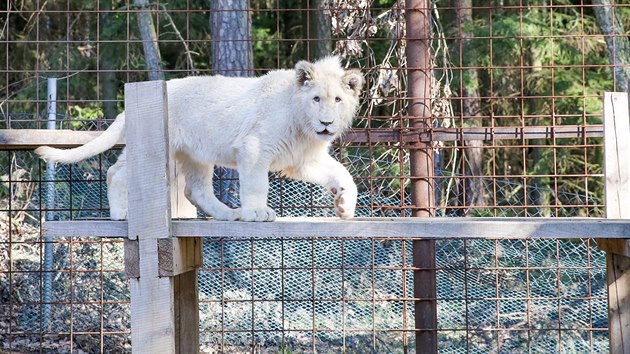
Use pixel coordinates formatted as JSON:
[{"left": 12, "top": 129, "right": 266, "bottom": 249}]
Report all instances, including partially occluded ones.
[{"left": 2, "top": 1, "right": 630, "bottom": 353}]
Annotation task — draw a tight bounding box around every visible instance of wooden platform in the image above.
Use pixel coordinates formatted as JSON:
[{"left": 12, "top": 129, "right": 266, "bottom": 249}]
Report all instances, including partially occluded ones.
[
  {"left": 43, "top": 217, "right": 630, "bottom": 239},
  {"left": 18, "top": 86, "right": 630, "bottom": 353}
]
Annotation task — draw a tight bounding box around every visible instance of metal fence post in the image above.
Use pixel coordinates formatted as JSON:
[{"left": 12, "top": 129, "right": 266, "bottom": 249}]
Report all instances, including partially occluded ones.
[{"left": 405, "top": 0, "right": 437, "bottom": 352}]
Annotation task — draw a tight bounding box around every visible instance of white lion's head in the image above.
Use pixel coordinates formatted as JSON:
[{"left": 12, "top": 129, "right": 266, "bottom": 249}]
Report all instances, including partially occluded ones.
[{"left": 294, "top": 56, "right": 364, "bottom": 142}]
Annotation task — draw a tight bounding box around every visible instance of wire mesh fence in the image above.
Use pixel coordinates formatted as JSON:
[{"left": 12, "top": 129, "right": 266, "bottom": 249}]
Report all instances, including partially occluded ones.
[{"left": 1, "top": 0, "right": 628, "bottom": 353}]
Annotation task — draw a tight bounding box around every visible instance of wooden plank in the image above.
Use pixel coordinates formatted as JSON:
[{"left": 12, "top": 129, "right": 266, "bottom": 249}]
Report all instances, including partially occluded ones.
[
  {"left": 168, "top": 143, "right": 203, "bottom": 353},
  {"left": 43, "top": 217, "right": 630, "bottom": 239},
  {"left": 124, "top": 239, "right": 140, "bottom": 278},
  {"left": 157, "top": 237, "right": 202, "bottom": 276},
  {"left": 125, "top": 81, "right": 177, "bottom": 353},
  {"left": 124, "top": 80, "right": 200, "bottom": 354},
  {"left": 599, "top": 92, "right": 630, "bottom": 256},
  {"left": 167, "top": 148, "right": 201, "bottom": 278},
  {"left": 43, "top": 220, "right": 128, "bottom": 237},
  {"left": 603, "top": 92, "right": 630, "bottom": 220},
  {"left": 125, "top": 82, "right": 172, "bottom": 242},
  {"left": 600, "top": 92, "right": 630, "bottom": 354},
  {"left": 600, "top": 239, "right": 630, "bottom": 257},
  {"left": 0, "top": 129, "right": 125, "bottom": 149},
  {"left": 168, "top": 140, "right": 200, "bottom": 352},
  {"left": 170, "top": 158, "right": 197, "bottom": 218},
  {"left": 174, "top": 269, "right": 199, "bottom": 354},
  {"left": 608, "top": 253, "right": 630, "bottom": 354},
  {"left": 171, "top": 217, "right": 630, "bottom": 239}
]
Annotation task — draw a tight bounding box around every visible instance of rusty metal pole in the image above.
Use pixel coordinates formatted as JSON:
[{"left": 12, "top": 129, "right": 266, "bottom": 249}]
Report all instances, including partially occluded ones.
[{"left": 405, "top": 0, "right": 437, "bottom": 352}]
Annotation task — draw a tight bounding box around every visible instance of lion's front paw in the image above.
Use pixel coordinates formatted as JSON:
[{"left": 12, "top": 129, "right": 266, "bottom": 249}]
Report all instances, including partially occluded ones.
[
  {"left": 331, "top": 185, "right": 357, "bottom": 219},
  {"left": 241, "top": 207, "right": 276, "bottom": 222},
  {"left": 109, "top": 207, "right": 127, "bottom": 221},
  {"left": 212, "top": 208, "right": 241, "bottom": 221}
]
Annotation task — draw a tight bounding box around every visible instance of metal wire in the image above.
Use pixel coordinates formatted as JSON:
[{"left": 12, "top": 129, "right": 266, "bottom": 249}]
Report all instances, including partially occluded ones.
[{"left": 1, "top": 1, "right": 627, "bottom": 353}]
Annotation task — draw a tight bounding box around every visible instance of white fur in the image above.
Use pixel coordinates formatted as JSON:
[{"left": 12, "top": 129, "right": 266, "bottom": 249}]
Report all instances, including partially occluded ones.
[{"left": 35, "top": 57, "right": 364, "bottom": 222}]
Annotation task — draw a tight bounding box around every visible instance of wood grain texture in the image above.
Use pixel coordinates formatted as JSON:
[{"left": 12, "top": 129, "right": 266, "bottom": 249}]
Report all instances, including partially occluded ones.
[
  {"left": 599, "top": 93, "right": 630, "bottom": 259},
  {"left": 601, "top": 92, "right": 630, "bottom": 354},
  {"left": 172, "top": 217, "right": 630, "bottom": 239},
  {"left": 0, "top": 129, "right": 125, "bottom": 149},
  {"left": 170, "top": 155, "right": 197, "bottom": 218},
  {"left": 124, "top": 239, "right": 139, "bottom": 278},
  {"left": 43, "top": 217, "right": 630, "bottom": 239},
  {"left": 43, "top": 220, "right": 128, "bottom": 237},
  {"left": 174, "top": 269, "right": 199, "bottom": 353},
  {"left": 603, "top": 92, "right": 630, "bottom": 221},
  {"left": 125, "top": 81, "right": 177, "bottom": 352},
  {"left": 125, "top": 81, "right": 172, "bottom": 242},
  {"left": 608, "top": 252, "right": 630, "bottom": 354},
  {"left": 158, "top": 238, "right": 202, "bottom": 277},
  {"left": 168, "top": 151, "right": 200, "bottom": 352}
]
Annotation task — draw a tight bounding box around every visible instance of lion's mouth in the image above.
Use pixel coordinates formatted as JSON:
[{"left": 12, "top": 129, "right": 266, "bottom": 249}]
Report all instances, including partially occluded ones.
[{"left": 317, "top": 129, "right": 335, "bottom": 136}]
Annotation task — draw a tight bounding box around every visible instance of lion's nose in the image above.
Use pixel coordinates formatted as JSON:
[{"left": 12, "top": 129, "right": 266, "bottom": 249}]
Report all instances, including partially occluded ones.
[{"left": 320, "top": 120, "right": 333, "bottom": 126}]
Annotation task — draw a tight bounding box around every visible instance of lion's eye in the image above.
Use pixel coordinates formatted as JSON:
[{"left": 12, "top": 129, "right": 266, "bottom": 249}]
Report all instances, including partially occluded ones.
[
  {"left": 335, "top": 97, "right": 341, "bottom": 102},
  {"left": 313, "top": 96, "right": 320, "bottom": 102}
]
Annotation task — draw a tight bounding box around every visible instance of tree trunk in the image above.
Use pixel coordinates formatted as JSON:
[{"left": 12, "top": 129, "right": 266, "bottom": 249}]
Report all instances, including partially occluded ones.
[
  {"left": 310, "top": 0, "right": 332, "bottom": 60},
  {"left": 134, "top": 0, "right": 164, "bottom": 81},
  {"left": 99, "top": 0, "right": 117, "bottom": 120},
  {"left": 455, "top": 0, "right": 487, "bottom": 214},
  {"left": 210, "top": 0, "right": 253, "bottom": 77},
  {"left": 592, "top": 0, "right": 630, "bottom": 92},
  {"left": 210, "top": 0, "right": 253, "bottom": 206}
]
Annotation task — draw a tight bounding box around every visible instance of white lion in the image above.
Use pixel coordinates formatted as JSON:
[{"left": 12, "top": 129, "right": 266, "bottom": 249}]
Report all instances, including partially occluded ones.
[{"left": 35, "top": 57, "right": 364, "bottom": 222}]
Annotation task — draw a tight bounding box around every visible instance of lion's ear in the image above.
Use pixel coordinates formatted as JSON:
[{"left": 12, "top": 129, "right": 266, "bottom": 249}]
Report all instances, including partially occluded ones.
[
  {"left": 296, "top": 61, "right": 316, "bottom": 86},
  {"left": 343, "top": 69, "right": 365, "bottom": 97}
]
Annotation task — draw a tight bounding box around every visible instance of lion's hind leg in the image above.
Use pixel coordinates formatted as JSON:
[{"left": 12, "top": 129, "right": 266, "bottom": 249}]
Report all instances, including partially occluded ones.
[
  {"left": 179, "top": 156, "right": 240, "bottom": 221},
  {"left": 106, "top": 150, "right": 128, "bottom": 220}
]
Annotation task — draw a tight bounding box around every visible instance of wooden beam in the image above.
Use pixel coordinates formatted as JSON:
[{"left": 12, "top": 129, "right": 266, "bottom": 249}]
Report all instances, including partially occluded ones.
[
  {"left": 600, "top": 92, "right": 630, "bottom": 354},
  {"left": 600, "top": 92, "right": 630, "bottom": 257},
  {"left": 42, "top": 217, "right": 630, "bottom": 239},
  {"left": 124, "top": 239, "right": 140, "bottom": 278},
  {"left": 0, "top": 129, "right": 125, "bottom": 149},
  {"left": 166, "top": 123, "right": 201, "bottom": 353},
  {"left": 124, "top": 80, "right": 200, "bottom": 354},
  {"left": 125, "top": 81, "right": 178, "bottom": 353},
  {"left": 157, "top": 237, "right": 202, "bottom": 277},
  {"left": 43, "top": 220, "right": 128, "bottom": 237},
  {"left": 174, "top": 269, "right": 199, "bottom": 352},
  {"left": 172, "top": 217, "right": 630, "bottom": 239}
]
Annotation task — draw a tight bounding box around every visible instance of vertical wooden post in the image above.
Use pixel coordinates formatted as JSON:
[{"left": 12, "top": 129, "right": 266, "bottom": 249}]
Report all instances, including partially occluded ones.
[
  {"left": 599, "top": 92, "right": 630, "bottom": 353},
  {"left": 124, "top": 81, "right": 200, "bottom": 353},
  {"left": 405, "top": 0, "right": 437, "bottom": 352}
]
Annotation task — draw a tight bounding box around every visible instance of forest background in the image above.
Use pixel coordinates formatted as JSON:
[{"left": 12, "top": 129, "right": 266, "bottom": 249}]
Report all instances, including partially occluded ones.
[{"left": 2, "top": 0, "right": 630, "bottom": 217}]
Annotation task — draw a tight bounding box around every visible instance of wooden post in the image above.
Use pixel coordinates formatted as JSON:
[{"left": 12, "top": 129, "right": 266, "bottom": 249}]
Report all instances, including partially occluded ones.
[
  {"left": 124, "top": 81, "right": 200, "bottom": 353},
  {"left": 599, "top": 92, "right": 630, "bottom": 353}
]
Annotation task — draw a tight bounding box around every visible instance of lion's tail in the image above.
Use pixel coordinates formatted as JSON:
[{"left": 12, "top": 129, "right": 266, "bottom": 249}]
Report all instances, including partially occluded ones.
[{"left": 35, "top": 113, "right": 125, "bottom": 164}]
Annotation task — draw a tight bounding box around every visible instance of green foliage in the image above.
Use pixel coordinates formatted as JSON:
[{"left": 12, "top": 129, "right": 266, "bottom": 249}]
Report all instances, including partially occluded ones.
[
  {"left": 69, "top": 104, "right": 104, "bottom": 122},
  {"left": 437, "top": 1, "right": 615, "bottom": 215}
]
